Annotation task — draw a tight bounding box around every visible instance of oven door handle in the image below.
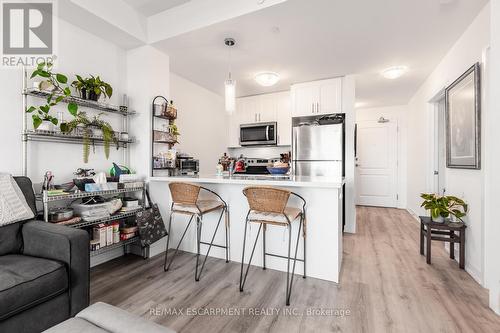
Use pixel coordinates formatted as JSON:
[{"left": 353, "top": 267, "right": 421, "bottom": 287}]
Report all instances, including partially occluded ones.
[{"left": 266, "top": 125, "right": 270, "bottom": 141}]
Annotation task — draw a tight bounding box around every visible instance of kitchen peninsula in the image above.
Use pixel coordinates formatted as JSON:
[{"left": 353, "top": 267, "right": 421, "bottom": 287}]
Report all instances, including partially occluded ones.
[{"left": 149, "top": 174, "right": 344, "bottom": 282}]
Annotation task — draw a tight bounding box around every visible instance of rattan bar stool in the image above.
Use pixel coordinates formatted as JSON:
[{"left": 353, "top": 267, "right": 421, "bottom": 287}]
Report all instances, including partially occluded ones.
[
  {"left": 239, "top": 186, "right": 306, "bottom": 306},
  {"left": 163, "top": 182, "right": 229, "bottom": 281}
]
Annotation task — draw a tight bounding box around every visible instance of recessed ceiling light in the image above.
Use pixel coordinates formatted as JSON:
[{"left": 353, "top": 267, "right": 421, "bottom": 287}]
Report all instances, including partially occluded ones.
[
  {"left": 254, "top": 72, "right": 280, "bottom": 87},
  {"left": 382, "top": 66, "right": 408, "bottom": 79}
]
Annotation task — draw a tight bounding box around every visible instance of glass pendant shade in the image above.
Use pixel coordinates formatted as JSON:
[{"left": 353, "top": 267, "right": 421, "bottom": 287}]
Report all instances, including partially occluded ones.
[{"left": 225, "top": 78, "right": 236, "bottom": 114}]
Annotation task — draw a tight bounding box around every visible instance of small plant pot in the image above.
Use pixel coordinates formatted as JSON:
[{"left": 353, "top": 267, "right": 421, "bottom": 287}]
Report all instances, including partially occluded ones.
[
  {"left": 432, "top": 215, "right": 445, "bottom": 223},
  {"left": 37, "top": 120, "right": 54, "bottom": 132},
  {"left": 88, "top": 91, "right": 100, "bottom": 101},
  {"left": 80, "top": 88, "right": 88, "bottom": 100}
]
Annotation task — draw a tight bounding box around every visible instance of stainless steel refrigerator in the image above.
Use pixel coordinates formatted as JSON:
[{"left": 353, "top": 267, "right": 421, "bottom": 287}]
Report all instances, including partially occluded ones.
[{"left": 292, "top": 114, "right": 344, "bottom": 178}]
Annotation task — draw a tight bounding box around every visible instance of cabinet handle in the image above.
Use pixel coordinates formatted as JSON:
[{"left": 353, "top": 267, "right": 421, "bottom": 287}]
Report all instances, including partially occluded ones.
[
  {"left": 312, "top": 103, "right": 314, "bottom": 114},
  {"left": 255, "top": 113, "right": 257, "bottom": 122},
  {"left": 317, "top": 102, "right": 320, "bottom": 113}
]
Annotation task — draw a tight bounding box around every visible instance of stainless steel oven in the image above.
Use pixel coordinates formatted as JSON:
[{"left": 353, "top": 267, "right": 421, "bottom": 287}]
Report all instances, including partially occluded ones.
[{"left": 239, "top": 122, "right": 277, "bottom": 146}]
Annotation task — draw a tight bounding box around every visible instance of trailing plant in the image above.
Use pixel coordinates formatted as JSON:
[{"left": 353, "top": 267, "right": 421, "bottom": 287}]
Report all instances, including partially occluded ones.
[
  {"left": 168, "top": 123, "right": 180, "bottom": 136},
  {"left": 71, "top": 75, "right": 113, "bottom": 101},
  {"left": 26, "top": 61, "right": 78, "bottom": 129},
  {"left": 420, "top": 193, "right": 468, "bottom": 222},
  {"left": 61, "top": 112, "right": 117, "bottom": 163}
]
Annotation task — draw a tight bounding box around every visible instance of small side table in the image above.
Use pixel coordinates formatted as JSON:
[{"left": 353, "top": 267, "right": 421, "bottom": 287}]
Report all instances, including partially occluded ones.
[{"left": 419, "top": 216, "right": 466, "bottom": 269}]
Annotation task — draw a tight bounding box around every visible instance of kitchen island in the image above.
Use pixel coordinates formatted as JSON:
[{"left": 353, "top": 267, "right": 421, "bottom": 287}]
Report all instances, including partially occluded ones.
[{"left": 149, "top": 174, "right": 344, "bottom": 282}]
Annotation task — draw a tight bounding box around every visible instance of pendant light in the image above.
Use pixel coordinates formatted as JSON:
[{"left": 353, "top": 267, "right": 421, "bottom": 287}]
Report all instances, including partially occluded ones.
[{"left": 224, "top": 38, "right": 236, "bottom": 114}]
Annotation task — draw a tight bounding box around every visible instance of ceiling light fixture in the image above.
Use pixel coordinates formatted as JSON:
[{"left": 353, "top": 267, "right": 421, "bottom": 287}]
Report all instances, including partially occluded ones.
[
  {"left": 254, "top": 72, "right": 280, "bottom": 87},
  {"left": 382, "top": 66, "right": 408, "bottom": 80},
  {"left": 224, "top": 38, "right": 236, "bottom": 114}
]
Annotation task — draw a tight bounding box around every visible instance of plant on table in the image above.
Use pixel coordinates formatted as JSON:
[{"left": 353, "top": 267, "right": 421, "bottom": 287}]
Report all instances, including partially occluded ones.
[
  {"left": 60, "top": 112, "right": 117, "bottom": 163},
  {"left": 26, "top": 61, "right": 78, "bottom": 129},
  {"left": 71, "top": 75, "right": 113, "bottom": 101},
  {"left": 420, "top": 193, "right": 468, "bottom": 222}
]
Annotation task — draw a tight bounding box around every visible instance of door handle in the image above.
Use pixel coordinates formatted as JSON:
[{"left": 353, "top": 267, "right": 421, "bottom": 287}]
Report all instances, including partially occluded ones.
[
  {"left": 255, "top": 113, "right": 257, "bottom": 122},
  {"left": 259, "top": 113, "right": 261, "bottom": 121},
  {"left": 312, "top": 103, "right": 314, "bottom": 114},
  {"left": 266, "top": 126, "right": 270, "bottom": 141},
  {"left": 316, "top": 102, "right": 320, "bottom": 113}
]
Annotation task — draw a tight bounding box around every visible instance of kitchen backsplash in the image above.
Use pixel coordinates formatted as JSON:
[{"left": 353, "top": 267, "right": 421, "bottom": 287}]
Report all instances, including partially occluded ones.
[{"left": 228, "top": 146, "right": 291, "bottom": 159}]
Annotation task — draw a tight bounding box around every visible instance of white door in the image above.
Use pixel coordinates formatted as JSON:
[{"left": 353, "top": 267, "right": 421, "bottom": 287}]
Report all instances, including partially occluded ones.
[
  {"left": 356, "top": 120, "right": 398, "bottom": 207},
  {"left": 318, "top": 78, "right": 342, "bottom": 115}
]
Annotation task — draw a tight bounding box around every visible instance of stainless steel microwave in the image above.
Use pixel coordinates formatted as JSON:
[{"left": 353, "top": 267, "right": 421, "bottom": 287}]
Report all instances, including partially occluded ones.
[{"left": 239, "top": 122, "right": 277, "bottom": 146}]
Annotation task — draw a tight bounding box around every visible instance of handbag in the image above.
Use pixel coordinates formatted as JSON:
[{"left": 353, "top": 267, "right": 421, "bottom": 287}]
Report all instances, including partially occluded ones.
[{"left": 135, "top": 190, "right": 168, "bottom": 247}]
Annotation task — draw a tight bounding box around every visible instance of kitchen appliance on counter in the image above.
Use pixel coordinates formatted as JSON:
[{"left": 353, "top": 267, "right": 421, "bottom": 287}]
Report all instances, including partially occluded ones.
[
  {"left": 177, "top": 156, "right": 199, "bottom": 175},
  {"left": 292, "top": 113, "right": 344, "bottom": 178},
  {"left": 239, "top": 122, "right": 277, "bottom": 146},
  {"left": 234, "top": 157, "right": 280, "bottom": 175}
]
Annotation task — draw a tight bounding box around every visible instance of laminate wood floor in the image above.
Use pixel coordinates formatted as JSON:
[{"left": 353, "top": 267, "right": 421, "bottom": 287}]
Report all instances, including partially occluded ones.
[{"left": 91, "top": 207, "right": 500, "bottom": 332}]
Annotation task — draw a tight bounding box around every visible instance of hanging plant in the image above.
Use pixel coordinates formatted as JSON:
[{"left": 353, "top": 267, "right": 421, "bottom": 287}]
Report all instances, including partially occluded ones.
[
  {"left": 26, "top": 61, "right": 78, "bottom": 129},
  {"left": 61, "top": 112, "right": 118, "bottom": 163}
]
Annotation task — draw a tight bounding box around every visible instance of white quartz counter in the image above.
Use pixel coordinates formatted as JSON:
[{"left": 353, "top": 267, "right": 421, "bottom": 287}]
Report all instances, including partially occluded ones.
[{"left": 150, "top": 174, "right": 345, "bottom": 188}]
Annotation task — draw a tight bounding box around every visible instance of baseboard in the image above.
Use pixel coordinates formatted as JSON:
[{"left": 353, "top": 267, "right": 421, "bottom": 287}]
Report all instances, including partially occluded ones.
[
  {"left": 406, "top": 208, "right": 420, "bottom": 222},
  {"left": 490, "top": 288, "right": 500, "bottom": 315}
]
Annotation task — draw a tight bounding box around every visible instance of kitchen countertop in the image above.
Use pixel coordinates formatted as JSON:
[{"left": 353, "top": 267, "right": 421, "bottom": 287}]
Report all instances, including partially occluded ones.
[{"left": 150, "top": 174, "right": 345, "bottom": 188}]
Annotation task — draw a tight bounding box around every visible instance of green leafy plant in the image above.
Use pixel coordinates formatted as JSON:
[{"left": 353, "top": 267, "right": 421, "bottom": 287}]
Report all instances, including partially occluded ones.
[
  {"left": 420, "top": 193, "right": 468, "bottom": 222},
  {"left": 61, "top": 112, "right": 117, "bottom": 163},
  {"left": 71, "top": 75, "right": 113, "bottom": 101},
  {"left": 168, "top": 124, "right": 180, "bottom": 136},
  {"left": 26, "top": 61, "right": 78, "bottom": 129}
]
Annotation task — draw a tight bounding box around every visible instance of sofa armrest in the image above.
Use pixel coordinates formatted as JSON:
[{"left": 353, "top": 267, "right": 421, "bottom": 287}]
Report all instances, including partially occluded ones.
[{"left": 22, "top": 221, "right": 89, "bottom": 316}]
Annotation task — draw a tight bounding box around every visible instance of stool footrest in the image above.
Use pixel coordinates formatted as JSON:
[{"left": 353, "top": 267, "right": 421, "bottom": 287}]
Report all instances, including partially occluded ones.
[
  {"left": 265, "top": 252, "right": 304, "bottom": 262},
  {"left": 200, "top": 241, "right": 228, "bottom": 249}
]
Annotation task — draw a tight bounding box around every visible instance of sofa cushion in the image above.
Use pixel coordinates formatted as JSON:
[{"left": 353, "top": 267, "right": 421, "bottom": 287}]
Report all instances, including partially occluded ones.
[
  {"left": 43, "top": 317, "right": 109, "bottom": 333},
  {"left": 0, "top": 254, "right": 68, "bottom": 321},
  {"left": 0, "top": 222, "right": 23, "bottom": 255}
]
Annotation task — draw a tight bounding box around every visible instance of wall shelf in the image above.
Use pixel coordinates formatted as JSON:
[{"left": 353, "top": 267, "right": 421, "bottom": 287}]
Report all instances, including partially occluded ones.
[
  {"left": 90, "top": 236, "right": 140, "bottom": 257},
  {"left": 23, "top": 88, "right": 136, "bottom": 116},
  {"left": 23, "top": 129, "right": 135, "bottom": 147},
  {"left": 64, "top": 209, "right": 143, "bottom": 229}
]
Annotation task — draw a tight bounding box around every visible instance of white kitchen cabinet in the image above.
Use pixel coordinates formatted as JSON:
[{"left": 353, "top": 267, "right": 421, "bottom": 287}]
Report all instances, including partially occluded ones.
[
  {"left": 229, "top": 91, "right": 292, "bottom": 147},
  {"left": 291, "top": 77, "right": 342, "bottom": 117},
  {"left": 275, "top": 91, "right": 292, "bottom": 146}
]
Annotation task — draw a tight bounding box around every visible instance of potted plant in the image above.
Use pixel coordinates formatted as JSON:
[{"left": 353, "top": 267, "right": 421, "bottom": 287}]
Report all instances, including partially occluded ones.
[
  {"left": 420, "top": 193, "right": 468, "bottom": 223},
  {"left": 71, "top": 75, "right": 113, "bottom": 101},
  {"left": 168, "top": 123, "right": 180, "bottom": 144},
  {"left": 26, "top": 61, "right": 78, "bottom": 130},
  {"left": 60, "top": 112, "right": 118, "bottom": 163}
]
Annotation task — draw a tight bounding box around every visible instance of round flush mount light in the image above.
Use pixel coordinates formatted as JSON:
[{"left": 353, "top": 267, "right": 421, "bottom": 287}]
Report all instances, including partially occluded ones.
[
  {"left": 254, "top": 72, "right": 280, "bottom": 86},
  {"left": 381, "top": 66, "right": 408, "bottom": 80}
]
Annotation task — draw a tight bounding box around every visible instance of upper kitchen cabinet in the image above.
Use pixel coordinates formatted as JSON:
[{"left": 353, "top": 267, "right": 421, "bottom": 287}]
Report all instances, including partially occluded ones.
[
  {"left": 275, "top": 91, "right": 292, "bottom": 146},
  {"left": 291, "top": 78, "right": 342, "bottom": 117},
  {"left": 228, "top": 91, "right": 291, "bottom": 147}
]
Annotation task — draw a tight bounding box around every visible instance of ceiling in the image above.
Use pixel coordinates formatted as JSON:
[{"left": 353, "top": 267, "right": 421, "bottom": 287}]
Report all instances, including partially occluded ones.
[
  {"left": 154, "top": 0, "right": 489, "bottom": 108},
  {"left": 122, "top": 0, "right": 191, "bottom": 17}
]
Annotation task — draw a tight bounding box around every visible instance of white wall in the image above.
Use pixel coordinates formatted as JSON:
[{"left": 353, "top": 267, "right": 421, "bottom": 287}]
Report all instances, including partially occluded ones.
[
  {"left": 169, "top": 73, "right": 228, "bottom": 174},
  {"left": 356, "top": 105, "right": 408, "bottom": 209},
  {"left": 406, "top": 4, "right": 490, "bottom": 284},
  {"left": 0, "top": 18, "right": 127, "bottom": 184},
  {"left": 484, "top": 0, "right": 500, "bottom": 315},
  {"left": 126, "top": 45, "right": 170, "bottom": 178}
]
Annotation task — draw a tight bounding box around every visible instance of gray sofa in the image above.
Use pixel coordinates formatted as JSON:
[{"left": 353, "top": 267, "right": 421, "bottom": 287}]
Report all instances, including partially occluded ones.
[{"left": 0, "top": 176, "right": 90, "bottom": 333}]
